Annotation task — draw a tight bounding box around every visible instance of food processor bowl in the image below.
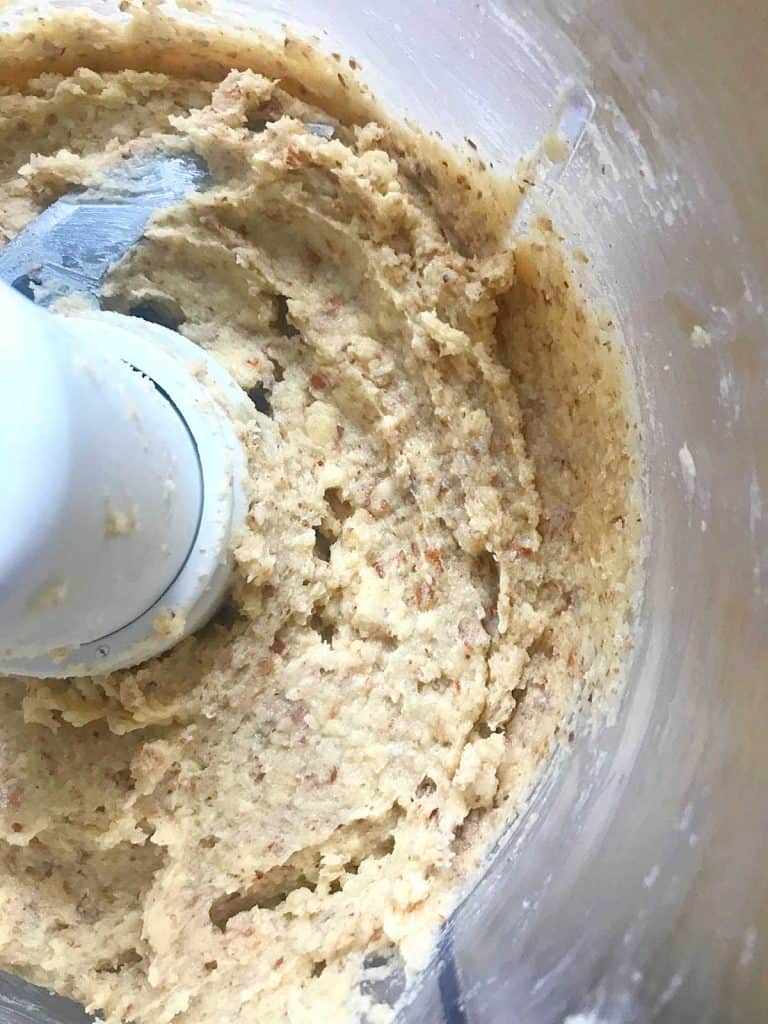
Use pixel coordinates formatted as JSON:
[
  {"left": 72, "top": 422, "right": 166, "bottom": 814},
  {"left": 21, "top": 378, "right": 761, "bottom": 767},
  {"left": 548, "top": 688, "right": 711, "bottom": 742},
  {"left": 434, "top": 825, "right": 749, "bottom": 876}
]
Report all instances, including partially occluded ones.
[{"left": 1, "top": 1, "right": 765, "bottom": 1022}]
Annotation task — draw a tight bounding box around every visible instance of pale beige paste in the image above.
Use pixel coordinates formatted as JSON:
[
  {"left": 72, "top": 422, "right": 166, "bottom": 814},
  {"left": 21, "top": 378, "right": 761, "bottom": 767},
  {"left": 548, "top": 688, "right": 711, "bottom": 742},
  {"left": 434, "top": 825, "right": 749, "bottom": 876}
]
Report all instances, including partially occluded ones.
[{"left": 0, "top": 8, "right": 640, "bottom": 1023}]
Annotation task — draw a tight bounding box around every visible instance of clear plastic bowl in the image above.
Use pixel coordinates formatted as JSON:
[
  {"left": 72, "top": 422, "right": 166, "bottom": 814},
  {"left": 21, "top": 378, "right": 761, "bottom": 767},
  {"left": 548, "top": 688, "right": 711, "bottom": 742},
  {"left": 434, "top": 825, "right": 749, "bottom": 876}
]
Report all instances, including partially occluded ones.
[{"left": 1, "top": 1, "right": 766, "bottom": 1021}]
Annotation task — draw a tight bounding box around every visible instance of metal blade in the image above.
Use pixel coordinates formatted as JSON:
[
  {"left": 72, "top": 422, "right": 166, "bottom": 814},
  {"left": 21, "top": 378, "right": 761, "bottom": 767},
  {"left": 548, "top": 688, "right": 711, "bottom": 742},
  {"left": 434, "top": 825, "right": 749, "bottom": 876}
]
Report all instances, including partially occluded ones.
[{"left": 0, "top": 151, "right": 212, "bottom": 307}]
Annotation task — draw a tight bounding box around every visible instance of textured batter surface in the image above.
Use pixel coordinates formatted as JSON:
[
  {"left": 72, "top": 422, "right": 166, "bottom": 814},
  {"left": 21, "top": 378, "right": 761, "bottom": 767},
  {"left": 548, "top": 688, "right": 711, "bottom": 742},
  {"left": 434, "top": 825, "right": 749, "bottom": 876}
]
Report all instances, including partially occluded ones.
[{"left": 0, "top": 11, "right": 639, "bottom": 1024}]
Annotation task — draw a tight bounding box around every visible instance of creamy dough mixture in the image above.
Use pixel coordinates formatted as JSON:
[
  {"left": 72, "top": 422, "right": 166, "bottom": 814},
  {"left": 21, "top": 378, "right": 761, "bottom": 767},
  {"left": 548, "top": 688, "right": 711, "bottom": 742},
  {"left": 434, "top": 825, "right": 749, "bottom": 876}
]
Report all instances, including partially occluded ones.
[{"left": 0, "top": 8, "right": 639, "bottom": 1023}]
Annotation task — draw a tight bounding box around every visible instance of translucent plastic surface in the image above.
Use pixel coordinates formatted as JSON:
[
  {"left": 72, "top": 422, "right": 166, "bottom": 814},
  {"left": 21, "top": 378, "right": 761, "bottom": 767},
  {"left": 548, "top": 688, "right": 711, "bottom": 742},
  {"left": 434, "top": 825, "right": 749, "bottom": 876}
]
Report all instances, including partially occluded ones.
[{"left": 1, "top": 1, "right": 766, "bottom": 1021}]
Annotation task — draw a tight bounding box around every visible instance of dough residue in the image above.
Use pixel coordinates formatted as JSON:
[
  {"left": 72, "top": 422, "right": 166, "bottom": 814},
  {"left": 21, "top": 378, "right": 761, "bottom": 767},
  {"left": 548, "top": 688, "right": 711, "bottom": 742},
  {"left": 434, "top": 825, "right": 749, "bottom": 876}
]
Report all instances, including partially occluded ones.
[{"left": 0, "top": 9, "right": 640, "bottom": 1023}]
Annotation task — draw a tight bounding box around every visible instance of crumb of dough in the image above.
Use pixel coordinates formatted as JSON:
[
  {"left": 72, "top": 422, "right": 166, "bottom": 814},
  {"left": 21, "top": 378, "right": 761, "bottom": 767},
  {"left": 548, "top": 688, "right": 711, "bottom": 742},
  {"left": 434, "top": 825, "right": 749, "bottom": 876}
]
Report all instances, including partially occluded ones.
[
  {"left": 0, "top": 8, "right": 640, "bottom": 1024},
  {"left": 690, "top": 324, "right": 712, "bottom": 348},
  {"left": 679, "top": 443, "right": 697, "bottom": 498},
  {"left": 153, "top": 608, "right": 186, "bottom": 639},
  {"left": 105, "top": 502, "right": 140, "bottom": 537},
  {"left": 47, "top": 645, "right": 74, "bottom": 663},
  {"left": 27, "top": 580, "right": 68, "bottom": 610},
  {"left": 542, "top": 129, "right": 570, "bottom": 163}
]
